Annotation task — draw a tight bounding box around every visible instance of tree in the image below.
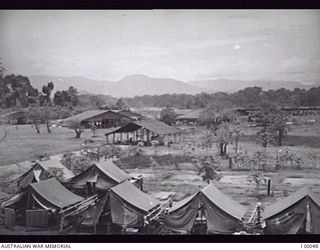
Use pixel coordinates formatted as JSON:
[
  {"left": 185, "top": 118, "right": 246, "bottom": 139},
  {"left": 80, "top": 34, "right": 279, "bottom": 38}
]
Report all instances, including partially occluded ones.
[
  {"left": 67, "top": 120, "right": 84, "bottom": 138},
  {"left": 68, "top": 86, "right": 79, "bottom": 106},
  {"left": 255, "top": 108, "right": 290, "bottom": 147},
  {"left": 192, "top": 157, "right": 221, "bottom": 184},
  {"left": 116, "top": 98, "right": 127, "bottom": 110},
  {"left": 42, "top": 106, "right": 57, "bottom": 134},
  {"left": 213, "top": 123, "right": 234, "bottom": 157},
  {"left": 1, "top": 74, "right": 39, "bottom": 108},
  {"left": 256, "top": 130, "right": 275, "bottom": 149},
  {"left": 0, "top": 58, "right": 4, "bottom": 77},
  {"left": 160, "top": 106, "right": 178, "bottom": 125},
  {"left": 248, "top": 171, "right": 267, "bottom": 198},
  {"left": 27, "top": 107, "right": 44, "bottom": 134},
  {"left": 269, "top": 110, "right": 289, "bottom": 146},
  {"left": 27, "top": 106, "right": 57, "bottom": 134},
  {"left": 41, "top": 82, "right": 54, "bottom": 105}
]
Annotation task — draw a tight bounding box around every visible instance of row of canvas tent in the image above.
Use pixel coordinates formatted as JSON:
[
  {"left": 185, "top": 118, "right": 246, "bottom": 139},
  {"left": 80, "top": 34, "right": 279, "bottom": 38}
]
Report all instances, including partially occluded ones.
[
  {"left": 1, "top": 159, "right": 160, "bottom": 233},
  {"left": 0, "top": 178, "right": 164, "bottom": 234},
  {"left": 2, "top": 177, "right": 320, "bottom": 234},
  {"left": 12, "top": 158, "right": 143, "bottom": 194},
  {"left": 2, "top": 157, "right": 320, "bottom": 234},
  {"left": 163, "top": 185, "right": 320, "bottom": 235}
]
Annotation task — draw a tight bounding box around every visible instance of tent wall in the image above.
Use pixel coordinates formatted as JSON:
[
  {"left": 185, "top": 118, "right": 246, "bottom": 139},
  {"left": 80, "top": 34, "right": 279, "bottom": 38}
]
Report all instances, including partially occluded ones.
[
  {"left": 201, "top": 194, "right": 244, "bottom": 234},
  {"left": 264, "top": 198, "right": 308, "bottom": 234},
  {"left": 163, "top": 185, "right": 246, "bottom": 234},
  {"left": 164, "top": 195, "right": 201, "bottom": 233},
  {"left": 109, "top": 191, "right": 140, "bottom": 226},
  {"left": 3, "top": 208, "right": 15, "bottom": 227},
  {"left": 309, "top": 199, "right": 320, "bottom": 234},
  {"left": 26, "top": 209, "right": 49, "bottom": 227}
]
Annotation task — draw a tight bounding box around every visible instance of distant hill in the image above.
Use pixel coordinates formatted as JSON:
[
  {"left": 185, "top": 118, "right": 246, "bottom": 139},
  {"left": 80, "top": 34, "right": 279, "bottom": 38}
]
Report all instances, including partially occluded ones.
[
  {"left": 29, "top": 74, "right": 204, "bottom": 97},
  {"left": 29, "top": 74, "right": 320, "bottom": 97},
  {"left": 188, "top": 78, "right": 320, "bottom": 93}
]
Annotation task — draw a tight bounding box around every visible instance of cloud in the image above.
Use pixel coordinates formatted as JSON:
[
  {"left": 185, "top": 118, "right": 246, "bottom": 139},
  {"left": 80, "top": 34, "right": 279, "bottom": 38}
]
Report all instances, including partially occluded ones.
[{"left": 233, "top": 44, "right": 241, "bottom": 50}]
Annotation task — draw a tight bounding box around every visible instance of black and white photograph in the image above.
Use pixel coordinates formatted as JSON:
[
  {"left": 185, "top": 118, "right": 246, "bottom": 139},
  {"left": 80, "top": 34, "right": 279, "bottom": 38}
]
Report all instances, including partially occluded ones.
[{"left": 0, "top": 9, "right": 320, "bottom": 240}]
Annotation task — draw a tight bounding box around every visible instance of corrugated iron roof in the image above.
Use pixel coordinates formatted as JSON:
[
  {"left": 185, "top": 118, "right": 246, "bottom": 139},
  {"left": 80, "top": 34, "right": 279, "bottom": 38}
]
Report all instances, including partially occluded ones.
[
  {"left": 62, "top": 109, "right": 136, "bottom": 124},
  {"left": 62, "top": 110, "right": 108, "bottom": 123},
  {"left": 175, "top": 109, "right": 205, "bottom": 120},
  {"left": 106, "top": 119, "right": 180, "bottom": 136}
]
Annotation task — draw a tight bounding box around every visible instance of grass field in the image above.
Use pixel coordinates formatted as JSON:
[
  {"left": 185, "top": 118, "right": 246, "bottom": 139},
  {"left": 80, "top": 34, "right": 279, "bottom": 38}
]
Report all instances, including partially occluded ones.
[{"left": 0, "top": 124, "right": 110, "bottom": 166}]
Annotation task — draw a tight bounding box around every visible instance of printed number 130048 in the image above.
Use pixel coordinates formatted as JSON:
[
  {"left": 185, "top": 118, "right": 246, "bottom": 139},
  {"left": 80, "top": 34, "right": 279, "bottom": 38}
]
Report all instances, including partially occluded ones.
[{"left": 301, "top": 244, "right": 319, "bottom": 248}]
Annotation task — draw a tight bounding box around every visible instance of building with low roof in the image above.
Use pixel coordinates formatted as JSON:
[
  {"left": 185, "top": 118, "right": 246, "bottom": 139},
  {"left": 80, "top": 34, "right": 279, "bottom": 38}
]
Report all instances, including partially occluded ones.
[
  {"left": 175, "top": 109, "right": 205, "bottom": 124},
  {"left": 0, "top": 111, "right": 28, "bottom": 125},
  {"left": 62, "top": 109, "right": 142, "bottom": 129},
  {"left": 105, "top": 119, "right": 181, "bottom": 145}
]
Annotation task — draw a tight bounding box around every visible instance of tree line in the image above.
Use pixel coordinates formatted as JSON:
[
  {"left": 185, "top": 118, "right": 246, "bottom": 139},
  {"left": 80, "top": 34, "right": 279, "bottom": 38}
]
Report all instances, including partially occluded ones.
[{"left": 123, "top": 86, "right": 320, "bottom": 109}]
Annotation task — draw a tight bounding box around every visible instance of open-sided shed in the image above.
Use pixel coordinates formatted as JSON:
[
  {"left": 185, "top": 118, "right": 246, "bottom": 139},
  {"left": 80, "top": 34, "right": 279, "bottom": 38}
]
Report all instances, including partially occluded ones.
[{"left": 105, "top": 119, "right": 181, "bottom": 145}]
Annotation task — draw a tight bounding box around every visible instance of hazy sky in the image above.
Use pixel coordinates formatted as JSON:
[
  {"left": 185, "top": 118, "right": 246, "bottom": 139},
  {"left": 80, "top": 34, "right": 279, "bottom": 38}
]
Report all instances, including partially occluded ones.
[{"left": 0, "top": 10, "right": 319, "bottom": 83}]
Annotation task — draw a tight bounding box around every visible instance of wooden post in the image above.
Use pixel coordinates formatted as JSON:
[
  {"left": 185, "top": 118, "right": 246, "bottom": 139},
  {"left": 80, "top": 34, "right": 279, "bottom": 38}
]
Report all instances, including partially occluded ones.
[
  {"left": 113, "top": 133, "right": 115, "bottom": 144},
  {"left": 127, "top": 132, "right": 129, "bottom": 141},
  {"left": 94, "top": 223, "right": 97, "bottom": 234},
  {"left": 106, "top": 135, "right": 109, "bottom": 144},
  {"left": 146, "top": 130, "right": 150, "bottom": 144},
  {"left": 141, "top": 128, "right": 144, "bottom": 142},
  {"left": 120, "top": 133, "right": 123, "bottom": 142},
  {"left": 267, "top": 179, "right": 271, "bottom": 195}
]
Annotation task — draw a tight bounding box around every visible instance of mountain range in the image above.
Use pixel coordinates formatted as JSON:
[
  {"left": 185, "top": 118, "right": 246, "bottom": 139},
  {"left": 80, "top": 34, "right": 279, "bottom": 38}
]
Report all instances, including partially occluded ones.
[{"left": 29, "top": 74, "right": 320, "bottom": 97}]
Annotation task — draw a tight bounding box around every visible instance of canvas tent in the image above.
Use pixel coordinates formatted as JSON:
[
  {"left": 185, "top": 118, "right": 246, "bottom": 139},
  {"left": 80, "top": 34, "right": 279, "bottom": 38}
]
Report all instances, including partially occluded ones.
[
  {"left": 262, "top": 186, "right": 320, "bottom": 234},
  {"left": 66, "top": 160, "right": 141, "bottom": 195},
  {"left": 15, "top": 159, "right": 74, "bottom": 190},
  {"left": 108, "top": 181, "right": 163, "bottom": 228},
  {"left": 163, "top": 184, "right": 247, "bottom": 234},
  {"left": 1, "top": 178, "right": 94, "bottom": 228}
]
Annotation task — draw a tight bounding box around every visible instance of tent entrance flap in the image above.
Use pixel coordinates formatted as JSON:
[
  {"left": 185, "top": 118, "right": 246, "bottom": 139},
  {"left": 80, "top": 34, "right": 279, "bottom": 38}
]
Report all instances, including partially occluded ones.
[
  {"left": 201, "top": 194, "right": 245, "bottom": 234},
  {"left": 164, "top": 194, "right": 201, "bottom": 233},
  {"left": 110, "top": 192, "right": 140, "bottom": 226}
]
